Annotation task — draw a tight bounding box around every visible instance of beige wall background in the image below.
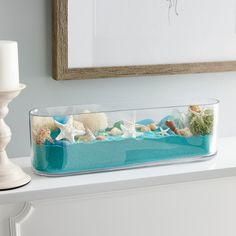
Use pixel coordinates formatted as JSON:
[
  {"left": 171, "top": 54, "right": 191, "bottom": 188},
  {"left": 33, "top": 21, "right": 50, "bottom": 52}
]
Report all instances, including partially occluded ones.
[{"left": 0, "top": 0, "right": 235, "bottom": 157}]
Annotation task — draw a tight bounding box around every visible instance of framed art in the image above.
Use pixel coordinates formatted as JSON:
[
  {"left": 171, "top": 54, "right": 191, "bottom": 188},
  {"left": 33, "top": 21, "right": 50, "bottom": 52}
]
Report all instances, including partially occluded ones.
[{"left": 52, "top": 0, "right": 236, "bottom": 80}]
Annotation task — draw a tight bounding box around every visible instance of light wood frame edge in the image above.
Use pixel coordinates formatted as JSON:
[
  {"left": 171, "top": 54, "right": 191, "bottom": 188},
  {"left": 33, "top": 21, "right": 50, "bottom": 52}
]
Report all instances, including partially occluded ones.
[{"left": 52, "top": 0, "right": 236, "bottom": 81}]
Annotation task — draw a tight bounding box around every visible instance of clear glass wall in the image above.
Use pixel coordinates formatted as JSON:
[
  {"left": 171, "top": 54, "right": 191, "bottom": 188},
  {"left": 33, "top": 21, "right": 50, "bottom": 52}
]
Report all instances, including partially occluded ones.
[{"left": 30, "top": 99, "right": 219, "bottom": 176}]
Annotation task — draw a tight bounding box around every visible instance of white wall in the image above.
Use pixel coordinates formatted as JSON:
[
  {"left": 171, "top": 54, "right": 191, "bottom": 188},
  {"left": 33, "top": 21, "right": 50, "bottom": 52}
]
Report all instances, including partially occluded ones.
[{"left": 0, "top": 0, "right": 235, "bottom": 157}]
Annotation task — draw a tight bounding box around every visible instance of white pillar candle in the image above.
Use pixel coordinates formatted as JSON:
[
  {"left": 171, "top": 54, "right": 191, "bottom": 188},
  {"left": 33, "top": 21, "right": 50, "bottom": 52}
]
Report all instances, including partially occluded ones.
[{"left": 0, "top": 41, "right": 19, "bottom": 91}]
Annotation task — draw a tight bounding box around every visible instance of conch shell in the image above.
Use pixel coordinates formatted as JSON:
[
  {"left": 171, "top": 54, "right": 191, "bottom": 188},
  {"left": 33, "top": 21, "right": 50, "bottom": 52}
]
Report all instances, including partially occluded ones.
[{"left": 36, "top": 128, "right": 54, "bottom": 145}]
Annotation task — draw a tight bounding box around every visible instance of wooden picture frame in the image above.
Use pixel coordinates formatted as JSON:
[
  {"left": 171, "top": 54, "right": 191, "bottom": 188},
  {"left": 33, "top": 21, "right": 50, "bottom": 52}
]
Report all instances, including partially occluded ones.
[{"left": 52, "top": 0, "right": 236, "bottom": 80}]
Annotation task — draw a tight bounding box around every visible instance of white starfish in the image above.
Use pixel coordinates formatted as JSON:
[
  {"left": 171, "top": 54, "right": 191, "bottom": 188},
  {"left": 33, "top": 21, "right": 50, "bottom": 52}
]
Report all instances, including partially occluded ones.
[
  {"left": 55, "top": 116, "right": 85, "bottom": 143},
  {"left": 120, "top": 120, "right": 142, "bottom": 138},
  {"left": 157, "top": 127, "right": 170, "bottom": 136}
]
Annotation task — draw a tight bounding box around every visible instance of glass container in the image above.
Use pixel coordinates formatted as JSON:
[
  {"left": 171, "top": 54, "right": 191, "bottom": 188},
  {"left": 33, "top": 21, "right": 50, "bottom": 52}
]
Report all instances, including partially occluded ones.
[{"left": 30, "top": 99, "right": 219, "bottom": 176}]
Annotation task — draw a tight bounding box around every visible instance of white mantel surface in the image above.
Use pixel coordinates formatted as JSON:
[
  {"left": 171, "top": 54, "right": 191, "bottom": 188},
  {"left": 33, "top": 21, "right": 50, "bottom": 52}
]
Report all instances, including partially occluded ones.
[{"left": 0, "top": 137, "right": 236, "bottom": 204}]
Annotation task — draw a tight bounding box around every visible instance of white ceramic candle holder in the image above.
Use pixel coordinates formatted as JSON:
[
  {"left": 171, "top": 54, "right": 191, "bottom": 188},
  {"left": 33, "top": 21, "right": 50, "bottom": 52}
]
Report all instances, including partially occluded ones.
[{"left": 0, "top": 84, "right": 31, "bottom": 190}]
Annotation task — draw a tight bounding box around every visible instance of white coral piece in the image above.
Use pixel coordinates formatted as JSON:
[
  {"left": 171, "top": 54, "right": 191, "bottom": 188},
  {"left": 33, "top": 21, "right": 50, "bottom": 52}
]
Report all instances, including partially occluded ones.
[
  {"left": 73, "top": 120, "right": 85, "bottom": 131},
  {"left": 76, "top": 112, "right": 108, "bottom": 133}
]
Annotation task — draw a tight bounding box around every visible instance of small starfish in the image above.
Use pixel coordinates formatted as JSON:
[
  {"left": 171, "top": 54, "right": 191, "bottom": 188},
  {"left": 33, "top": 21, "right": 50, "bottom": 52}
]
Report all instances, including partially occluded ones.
[
  {"left": 157, "top": 127, "right": 170, "bottom": 136},
  {"left": 55, "top": 116, "right": 85, "bottom": 143}
]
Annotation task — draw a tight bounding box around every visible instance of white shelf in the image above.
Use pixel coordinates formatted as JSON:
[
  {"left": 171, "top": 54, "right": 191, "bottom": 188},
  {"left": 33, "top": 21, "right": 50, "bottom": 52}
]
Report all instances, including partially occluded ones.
[{"left": 0, "top": 137, "right": 236, "bottom": 204}]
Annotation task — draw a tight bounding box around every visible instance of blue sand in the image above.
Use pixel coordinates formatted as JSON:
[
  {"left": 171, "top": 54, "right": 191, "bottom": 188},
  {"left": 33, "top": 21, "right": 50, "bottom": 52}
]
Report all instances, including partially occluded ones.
[
  {"left": 32, "top": 134, "right": 214, "bottom": 175},
  {"left": 53, "top": 116, "right": 69, "bottom": 124}
]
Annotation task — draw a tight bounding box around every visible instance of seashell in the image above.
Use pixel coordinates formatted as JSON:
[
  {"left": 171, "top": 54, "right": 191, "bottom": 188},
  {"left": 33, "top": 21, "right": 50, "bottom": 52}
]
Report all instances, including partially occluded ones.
[
  {"left": 141, "top": 126, "right": 150, "bottom": 132},
  {"left": 148, "top": 123, "right": 157, "bottom": 131},
  {"left": 96, "top": 136, "right": 107, "bottom": 141},
  {"left": 189, "top": 105, "right": 202, "bottom": 113},
  {"left": 32, "top": 116, "right": 57, "bottom": 140},
  {"left": 109, "top": 127, "right": 123, "bottom": 136},
  {"left": 76, "top": 112, "right": 108, "bottom": 133},
  {"left": 36, "top": 128, "right": 54, "bottom": 145}
]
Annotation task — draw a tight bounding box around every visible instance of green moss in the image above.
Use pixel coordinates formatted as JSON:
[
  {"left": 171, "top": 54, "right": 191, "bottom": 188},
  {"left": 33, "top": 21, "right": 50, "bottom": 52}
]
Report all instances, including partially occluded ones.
[{"left": 189, "top": 109, "right": 214, "bottom": 135}]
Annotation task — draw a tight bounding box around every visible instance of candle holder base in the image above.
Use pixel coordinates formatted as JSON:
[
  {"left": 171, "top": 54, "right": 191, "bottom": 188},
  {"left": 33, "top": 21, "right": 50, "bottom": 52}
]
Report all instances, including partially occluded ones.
[
  {"left": 0, "top": 84, "right": 31, "bottom": 190},
  {"left": 0, "top": 151, "right": 31, "bottom": 190}
]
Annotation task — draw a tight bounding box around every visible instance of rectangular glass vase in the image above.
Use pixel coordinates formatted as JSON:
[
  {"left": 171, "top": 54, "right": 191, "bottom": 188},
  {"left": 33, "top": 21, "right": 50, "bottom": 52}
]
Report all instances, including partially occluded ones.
[{"left": 30, "top": 99, "right": 219, "bottom": 176}]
